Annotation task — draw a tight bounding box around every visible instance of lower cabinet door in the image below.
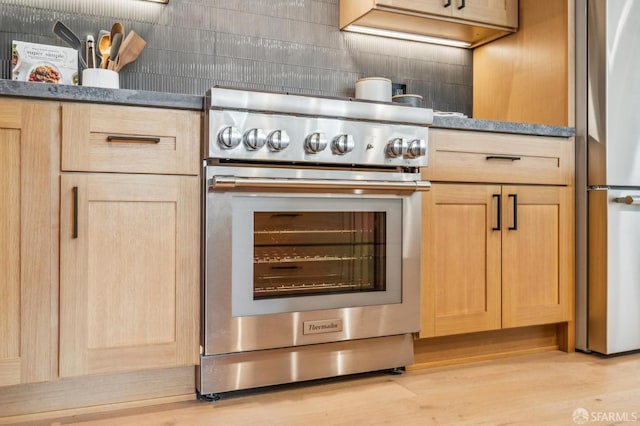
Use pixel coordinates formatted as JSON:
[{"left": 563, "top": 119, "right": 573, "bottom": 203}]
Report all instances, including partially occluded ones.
[
  {"left": 421, "top": 183, "right": 502, "bottom": 337},
  {"left": 501, "top": 185, "right": 573, "bottom": 328},
  {"left": 421, "top": 183, "right": 573, "bottom": 337},
  {"left": 0, "top": 100, "right": 57, "bottom": 386},
  {"left": 59, "top": 173, "right": 199, "bottom": 377}
]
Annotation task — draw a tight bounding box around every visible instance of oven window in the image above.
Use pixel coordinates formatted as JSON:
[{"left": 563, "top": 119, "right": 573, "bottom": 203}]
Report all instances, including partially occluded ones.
[
  {"left": 253, "top": 212, "right": 386, "bottom": 299},
  {"left": 231, "top": 196, "right": 403, "bottom": 316}
]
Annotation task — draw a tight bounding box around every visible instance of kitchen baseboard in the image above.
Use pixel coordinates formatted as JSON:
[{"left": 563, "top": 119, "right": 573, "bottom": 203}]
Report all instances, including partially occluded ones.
[
  {"left": 0, "top": 365, "right": 196, "bottom": 422},
  {"left": 410, "top": 324, "right": 570, "bottom": 370}
]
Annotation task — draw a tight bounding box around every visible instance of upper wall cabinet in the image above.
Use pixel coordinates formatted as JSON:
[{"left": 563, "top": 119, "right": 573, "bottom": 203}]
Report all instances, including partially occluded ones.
[{"left": 340, "top": 0, "right": 518, "bottom": 48}]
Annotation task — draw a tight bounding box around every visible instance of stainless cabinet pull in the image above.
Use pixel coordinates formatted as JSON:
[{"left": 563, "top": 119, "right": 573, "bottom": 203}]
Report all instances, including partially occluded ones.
[
  {"left": 444, "top": 0, "right": 452, "bottom": 7},
  {"left": 492, "top": 194, "right": 501, "bottom": 231},
  {"left": 614, "top": 196, "right": 640, "bottom": 205},
  {"left": 508, "top": 194, "right": 518, "bottom": 230},
  {"left": 486, "top": 155, "right": 521, "bottom": 161},
  {"left": 72, "top": 186, "right": 78, "bottom": 239},
  {"left": 106, "top": 135, "right": 160, "bottom": 144},
  {"left": 458, "top": 0, "right": 465, "bottom": 9}
]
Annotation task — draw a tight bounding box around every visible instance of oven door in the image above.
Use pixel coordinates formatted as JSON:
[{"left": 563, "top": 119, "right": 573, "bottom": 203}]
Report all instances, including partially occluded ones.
[{"left": 203, "top": 165, "right": 429, "bottom": 355}]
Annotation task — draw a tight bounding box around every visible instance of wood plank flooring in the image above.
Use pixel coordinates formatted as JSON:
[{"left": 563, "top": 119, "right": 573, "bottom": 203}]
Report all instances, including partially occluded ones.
[{"left": 10, "top": 351, "right": 640, "bottom": 425}]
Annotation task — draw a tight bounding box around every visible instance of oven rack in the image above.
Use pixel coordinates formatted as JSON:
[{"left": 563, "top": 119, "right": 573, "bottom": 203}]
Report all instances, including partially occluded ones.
[
  {"left": 254, "top": 281, "right": 376, "bottom": 295},
  {"left": 253, "top": 255, "right": 375, "bottom": 263},
  {"left": 255, "top": 229, "right": 372, "bottom": 234}
]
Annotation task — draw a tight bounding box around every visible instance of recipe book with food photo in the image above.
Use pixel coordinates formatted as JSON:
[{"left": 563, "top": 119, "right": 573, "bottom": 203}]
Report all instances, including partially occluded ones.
[{"left": 12, "top": 40, "right": 78, "bottom": 85}]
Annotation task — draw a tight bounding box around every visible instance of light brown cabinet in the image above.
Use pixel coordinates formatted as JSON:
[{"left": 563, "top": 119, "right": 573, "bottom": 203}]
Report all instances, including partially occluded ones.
[
  {"left": 59, "top": 173, "right": 199, "bottom": 377},
  {"left": 340, "top": 0, "right": 518, "bottom": 48},
  {"left": 58, "top": 103, "right": 200, "bottom": 377},
  {"left": 61, "top": 103, "right": 199, "bottom": 175},
  {"left": 501, "top": 185, "right": 573, "bottom": 328},
  {"left": 421, "top": 183, "right": 501, "bottom": 336},
  {"left": 473, "top": 0, "right": 571, "bottom": 126},
  {"left": 376, "top": 0, "right": 517, "bottom": 28},
  {"left": 455, "top": 0, "right": 517, "bottom": 27},
  {"left": 0, "top": 99, "right": 58, "bottom": 386},
  {"left": 420, "top": 129, "right": 574, "bottom": 338}
]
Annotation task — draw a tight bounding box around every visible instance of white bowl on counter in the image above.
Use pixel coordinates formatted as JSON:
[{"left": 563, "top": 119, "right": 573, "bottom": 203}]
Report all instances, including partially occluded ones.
[{"left": 355, "top": 77, "right": 391, "bottom": 102}]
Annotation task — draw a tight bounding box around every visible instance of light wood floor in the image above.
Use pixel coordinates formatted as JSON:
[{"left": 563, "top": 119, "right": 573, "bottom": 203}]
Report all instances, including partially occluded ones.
[{"left": 14, "top": 351, "right": 640, "bottom": 425}]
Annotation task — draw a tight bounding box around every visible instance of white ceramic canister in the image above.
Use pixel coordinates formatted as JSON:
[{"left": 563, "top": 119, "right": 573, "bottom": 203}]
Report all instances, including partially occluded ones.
[
  {"left": 82, "top": 68, "right": 119, "bottom": 89},
  {"left": 355, "top": 77, "right": 392, "bottom": 102}
]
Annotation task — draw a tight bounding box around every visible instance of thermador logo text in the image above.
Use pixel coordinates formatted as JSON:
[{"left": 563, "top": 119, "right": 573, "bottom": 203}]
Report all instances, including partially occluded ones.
[
  {"left": 302, "top": 319, "right": 343, "bottom": 335},
  {"left": 308, "top": 322, "right": 339, "bottom": 332}
]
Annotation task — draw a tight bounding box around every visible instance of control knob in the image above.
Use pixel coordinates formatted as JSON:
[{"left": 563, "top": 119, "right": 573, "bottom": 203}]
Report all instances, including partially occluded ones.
[
  {"left": 266, "top": 130, "right": 290, "bottom": 151},
  {"left": 331, "top": 134, "right": 355, "bottom": 155},
  {"left": 386, "top": 137, "right": 407, "bottom": 158},
  {"left": 304, "top": 132, "right": 327, "bottom": 153},
  {"left": 406, "top": 139, "right": 427, "bottom": 159},
  {"left": 243, "top": 128, "right": 267, "bottom": 150},
  {"left": 217, "top": 126, "right": 242, "bottom": 149}
]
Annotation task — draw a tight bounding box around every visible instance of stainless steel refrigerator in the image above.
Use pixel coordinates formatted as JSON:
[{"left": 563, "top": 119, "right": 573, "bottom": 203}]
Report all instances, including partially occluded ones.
[{"left": 575, "top": 0, "right": 640, "bottom": 355}]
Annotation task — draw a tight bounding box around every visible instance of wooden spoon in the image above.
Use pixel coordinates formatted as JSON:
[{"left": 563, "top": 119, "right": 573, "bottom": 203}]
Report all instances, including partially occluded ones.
[
  {"left": 97, "top": 30, "right": 110, "bottom": 69},
  {"left": 113, "top": 31, "right": 146, "bottom": 72},
  {"left": 108, "top": 22, "right": 124, "bottom": 70}
]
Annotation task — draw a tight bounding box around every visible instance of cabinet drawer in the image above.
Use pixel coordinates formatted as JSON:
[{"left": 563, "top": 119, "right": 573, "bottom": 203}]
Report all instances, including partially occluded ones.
[
  {"left": 62, "top": 103, "right": 200, "bottom": 175},
  {"left": 423, "top": 129, "right": 574, "bottom": 185}
]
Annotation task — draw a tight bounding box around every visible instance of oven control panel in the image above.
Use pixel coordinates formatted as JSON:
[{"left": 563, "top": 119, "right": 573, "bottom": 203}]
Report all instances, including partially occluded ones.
[{"left": 207, "top": 110, "right": 429, "bottom": 168}]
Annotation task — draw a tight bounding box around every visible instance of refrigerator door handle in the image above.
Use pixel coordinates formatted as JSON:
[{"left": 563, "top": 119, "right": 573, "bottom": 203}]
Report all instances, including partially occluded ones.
[{"left": 613, "top": 196, "right": 640, "bottom": 205}]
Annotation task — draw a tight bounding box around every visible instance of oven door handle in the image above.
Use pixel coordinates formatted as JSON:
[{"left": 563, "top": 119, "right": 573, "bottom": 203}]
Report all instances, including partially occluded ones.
[{"left": 209, "top": 176, "right": 431, "bottom": 192}]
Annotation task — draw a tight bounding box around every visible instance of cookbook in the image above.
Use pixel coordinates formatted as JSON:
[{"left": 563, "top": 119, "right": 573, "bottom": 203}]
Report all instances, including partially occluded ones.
[{"left": 11, "top": 40, "right": 78, "bottom": 85}]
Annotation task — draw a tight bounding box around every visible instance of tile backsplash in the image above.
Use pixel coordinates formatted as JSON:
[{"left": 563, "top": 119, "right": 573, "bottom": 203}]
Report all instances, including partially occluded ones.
[{"left": 0, "top": 0, "right": 472, "bottom": 115}]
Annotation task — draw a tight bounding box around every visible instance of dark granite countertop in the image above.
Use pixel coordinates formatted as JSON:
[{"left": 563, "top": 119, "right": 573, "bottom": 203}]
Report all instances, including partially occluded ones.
[
  {"left": 432, "top": 115, "right": 575, "bottom": 138},
  {"left": 0, "top": 80, "right": 575, "bottom": 138},
  {"left": 0, "top": 80, "right": 203, "bottom": 110}
]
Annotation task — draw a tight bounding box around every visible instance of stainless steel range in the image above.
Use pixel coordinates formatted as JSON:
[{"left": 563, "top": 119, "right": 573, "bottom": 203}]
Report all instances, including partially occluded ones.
[{"left": 197, "top": 87, "right": 433, "bottom": 398}]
